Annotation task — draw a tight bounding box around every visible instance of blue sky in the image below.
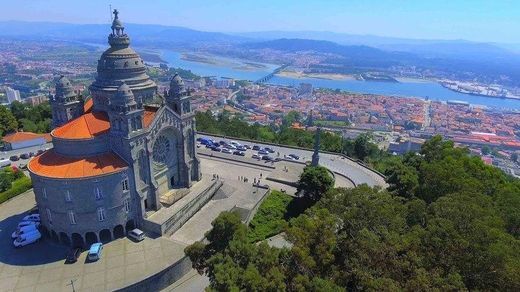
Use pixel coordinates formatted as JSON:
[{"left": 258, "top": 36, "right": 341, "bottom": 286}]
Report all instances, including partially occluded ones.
[{"left": 1, "top": 0, "right": 519, "bottom": 43}]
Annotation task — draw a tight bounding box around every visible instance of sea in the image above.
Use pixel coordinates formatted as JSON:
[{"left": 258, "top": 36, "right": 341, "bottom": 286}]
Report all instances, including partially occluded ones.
[{"left": 159, "top": 50, "right": 520, "bottom": 110}]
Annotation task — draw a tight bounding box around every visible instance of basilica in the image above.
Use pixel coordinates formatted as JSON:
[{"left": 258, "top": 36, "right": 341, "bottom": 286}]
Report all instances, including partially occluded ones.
[{"left": 28, "top": 10, "right": 201, "bottom": 247}]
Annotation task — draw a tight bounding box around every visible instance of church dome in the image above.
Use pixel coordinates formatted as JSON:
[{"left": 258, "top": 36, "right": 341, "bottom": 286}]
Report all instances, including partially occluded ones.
[{"left": 89, "top": 9, "right": 157, "bottom": 108}]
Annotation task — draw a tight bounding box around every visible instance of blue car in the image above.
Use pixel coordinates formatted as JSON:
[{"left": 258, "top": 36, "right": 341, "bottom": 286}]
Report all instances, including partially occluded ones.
[
  {"left": 88, "top": 243, "right": 103, "bottom": 261},
  {"left": 258, "top": 150, "right": 269, "bottom": 155}
]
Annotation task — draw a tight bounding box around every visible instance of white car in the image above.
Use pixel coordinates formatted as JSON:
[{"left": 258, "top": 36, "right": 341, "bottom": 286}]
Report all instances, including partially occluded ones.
[
  {"left": 128, "top": 228, "right": 145, "bottom": 242},
  {"left": 252, "top": 154, "right": 261, "bottom": 159},
  {"left": 22, "top": 214, "right": 40, "bottom": 222},
  {"left": 12, "top": 224, "right": 38, "bottom": 239},
  {"left": 13, "top": 230, "right": 41, "bottom": 247},
  {"left": 17, "top": 221, "right": 40, "bottom": 229},
  {"left": 230, "top": 141, "right": 242, "bottom": 147},
  {"left": 221, "top": 148, "right": 232, "bottom": 154}
]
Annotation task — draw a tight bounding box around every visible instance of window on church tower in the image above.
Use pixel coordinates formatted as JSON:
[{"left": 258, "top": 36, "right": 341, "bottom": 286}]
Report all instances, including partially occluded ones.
[{"left": 42, "top": 187, "right": 47, "bottom": 199}]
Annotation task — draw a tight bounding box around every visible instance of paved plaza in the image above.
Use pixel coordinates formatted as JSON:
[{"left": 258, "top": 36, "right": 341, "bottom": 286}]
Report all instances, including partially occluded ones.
[{"left": 0, "top": 191, "right": 187, "bottom": 292}]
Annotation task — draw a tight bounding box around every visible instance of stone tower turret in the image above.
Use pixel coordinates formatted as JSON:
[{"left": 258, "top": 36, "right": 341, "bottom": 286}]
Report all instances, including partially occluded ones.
[
  {"left": 166, "top": 74, "right": 192, "bottom": 116},
  {"left": 108, "top": 82, "right": 144, "bottom": 137},
  {"left": 49, "top": 75, "right": 84, "bottom": 128}
]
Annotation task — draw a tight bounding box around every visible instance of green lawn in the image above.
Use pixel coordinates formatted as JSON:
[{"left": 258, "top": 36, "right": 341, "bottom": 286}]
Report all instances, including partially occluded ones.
[
  {"left": 0, "top": 176, "right": 32, "bottom": 204},
  {"left": 247, "top": 190, "right": 312, "bottom": 242}
]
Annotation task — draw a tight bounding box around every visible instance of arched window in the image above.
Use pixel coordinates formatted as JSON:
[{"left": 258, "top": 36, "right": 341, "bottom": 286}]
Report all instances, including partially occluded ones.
[
  {"left": 97, "top": 208, "right": 106, "bottom": 221},
  {"left": 68, "top": 210, "right": 76, "bottom": 225},
  {"left": 46, "top": 208, "right": 52, "bottom": 224},
  {"left": 65, "top": 190, "right": 72, "bottom": 202},
  {"left": 94, "top": 187, "right": 103, "bottom": 200}
]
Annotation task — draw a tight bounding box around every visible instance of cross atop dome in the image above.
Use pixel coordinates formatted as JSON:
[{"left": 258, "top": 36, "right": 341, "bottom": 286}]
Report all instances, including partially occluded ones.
[{"left": 108, "top": 8, "right": 130, "bottom": 47}]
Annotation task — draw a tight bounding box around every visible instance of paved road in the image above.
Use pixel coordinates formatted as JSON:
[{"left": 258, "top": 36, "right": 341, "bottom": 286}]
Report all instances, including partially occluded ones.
[{"left": 199, "top": 135, "right": 387, "bottom": 187}]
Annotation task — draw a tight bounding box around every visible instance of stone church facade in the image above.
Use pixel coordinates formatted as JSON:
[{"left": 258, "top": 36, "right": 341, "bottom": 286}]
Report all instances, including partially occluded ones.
[{"left": 28, "top": 10, "right": 201, "bottom": 247}]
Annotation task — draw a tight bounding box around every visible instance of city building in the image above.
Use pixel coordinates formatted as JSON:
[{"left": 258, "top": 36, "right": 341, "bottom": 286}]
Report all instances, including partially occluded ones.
[
  {"left": 28, "top": 10, "right": 201, "bottom": 247},
  {"left": 6, "top": 86, "right": 21, "bottom": 103},
  {"left": 215, "top": 78, "right": 235, "bottom": 89},
  {"left": 25, "top": 95, "right": 49, "bottom": 106},
  {"left": 2, "top": 132, "right": 50, "bottom": 150}
]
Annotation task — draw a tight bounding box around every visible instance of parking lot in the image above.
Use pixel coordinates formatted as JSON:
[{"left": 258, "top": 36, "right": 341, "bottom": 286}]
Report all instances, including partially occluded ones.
[{"left": 0, "top": 191, "right": 187, "bottom": 292}]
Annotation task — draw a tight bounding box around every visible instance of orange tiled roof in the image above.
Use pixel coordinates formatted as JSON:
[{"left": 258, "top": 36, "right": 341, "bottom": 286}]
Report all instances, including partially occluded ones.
[
  {"left": 84, "top": 98, "right": 93, "bottom": 113},
  {"left": 29, "top": 150, "right": 128, "bottom": 179},
  {"left": 143, "top": 106, "right": 158, "bottom": 128},
  {"left": 2, "top": 132, "right": 50, "bottom": 143},
  {"left": 52, "top": 111, "right": 110, "bottom": 140}
]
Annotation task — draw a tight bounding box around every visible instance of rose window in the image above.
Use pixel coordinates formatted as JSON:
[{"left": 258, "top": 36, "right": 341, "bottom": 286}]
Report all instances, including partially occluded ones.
[{"left": 152, "top": 135, "right": 172, "bottom": 165}]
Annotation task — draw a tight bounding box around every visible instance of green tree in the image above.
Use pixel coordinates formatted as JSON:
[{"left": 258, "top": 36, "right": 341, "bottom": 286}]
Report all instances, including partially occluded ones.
[
  {"left": 297, "top": 166, "right": 334, "bottom": 202},
  {"left": 0, "top": 105, "right": 18, "bottom": 136},
  {"left": 386, "top": 163, "right": 419, "bottom": 199},
  {"left": 481, "top": 145, "right": 491, "bottom": 155}
]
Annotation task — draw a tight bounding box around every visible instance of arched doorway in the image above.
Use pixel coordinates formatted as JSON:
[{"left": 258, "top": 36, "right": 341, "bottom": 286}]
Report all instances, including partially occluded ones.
[
  {"left": 85, "top": 232, "right": 98, "bottom": 245},
  {"left": 125, "top": 219, "right": 135, "bottom": 231},
  {"left": 113, "top": 225, "right": 125, "bottom": 238},
  {"left": 99, "top": 229, "right": 112, "bottom": 243},
  {"left": 72, "top": 233, "right": 84, "bottom": 248},
  {"left": 59, "top": 232, "right": 71, "bottom": 246},
  {"left": 51, "top": 230, "right": 59, "bottom": 242}
]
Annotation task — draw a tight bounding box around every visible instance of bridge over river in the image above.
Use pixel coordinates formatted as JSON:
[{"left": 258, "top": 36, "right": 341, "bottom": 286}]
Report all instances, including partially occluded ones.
[{"left": 254, "top": 64, "right": 290, "bottom": 84}]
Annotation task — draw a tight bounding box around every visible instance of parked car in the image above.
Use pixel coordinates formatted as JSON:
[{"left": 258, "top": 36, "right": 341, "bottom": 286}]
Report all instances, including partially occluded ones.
[
  {"left": 12, "top": 224, "right": 38, "bottom": 239},
  {"left": 252, "top": 154, "right": 261, "bottom": 159},
  {"left": 288, "top": 154, "right": 300, "bottom": 160},
  {"left": 36, "top": 150, "right": 44, "bottom": 155},
  {"left": 22, "top": 214, "right": 40, "bottom": 222},
  {"left": 29, "top": 152, "right": 35, "bottom": 157},
  {"left": 221, "top": 148, "right": 232, "bottom": 154},
  {"left": 17, "top": 221, "right": 40, "bottom": 229},
  {"left": 19, "top": 163, "right": 28, "bottom": 170},
  {"left": 233, "top": 150, "right": 245, "bottom": 156},
  {"left": 264, "top": 147, "right": 275, "bottom": 153},
  {"left": 9, "top": 155, "right": 19, "bottom": 161},
  {"left": 211, "top": 146, "right": 222, "bottom": 152},
  {"left": 225, "top": 144, "right": 237, "bottom": 150},
  {"left": 252, "top": 145, "right": 261, "bottom": 151},
  {"left": 65, "top": 247, "right": 82, "bottom": 264},
  {"left": 262, "top": 155, "right": 272, "bottom": 161},
  {"left": 258, "top": 150, "right": 269, "bottom": 155},
  {"left": 243, "top": 144, "right": 251, "bottom": 149},
  {"left": 13, "top": 230, "right": 41, "bottom": 247},
  {"left": 0, "top": 158, "right": 11, "bottom": 168},
  {"left": 87, "top": 243, "right": 103, "bottom": 261},
  {"left": 230, "top": 141, "right": 242, "bottom": 147},
  {"left": 236, "top": 146, "right": 247, "bottom": 151},
  {"left": 128, "top": 228, "right": 145, "bottom": 242},
  {"left": 19, "top": 153, "right": 30, "bottom": 159}
]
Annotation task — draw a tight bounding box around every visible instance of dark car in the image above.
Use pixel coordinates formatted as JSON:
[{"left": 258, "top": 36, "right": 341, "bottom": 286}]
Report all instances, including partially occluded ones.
[
  {"left": 236, "top": 146, "right": 247, "bottom": 151},
  {"left": 264, "top": 147, "right": 275, "bottom": 153},
  {"left": 211, "top": 146, "right": 222, "bottom": 152},
  {"left": 233, "top": 150, "right": 245, "bottom": 156},
  {"left": 252, "top": 145, "right": 261, "bottom": 151},
  {"left": 36, "top": 150, "right": 44, "bottom": 155},
  {"left": 9, "top": 155, "right": 19, "bottom": 161},
  {"left": 29, "top": 152, "right": 35, "bottom": 157},
  {"left": 243, "top": 144, "right": 251, "bottom": 149},
  {"left": 258, "top": 150, "right": 269, "bottom": 155},
  {"left": 65, "top": 247, "right": 82, "bottom": 264},
  {"left": 262, "top": 155, "right": 271, "bottom": 161},
  {"left": 20, "top": 153, "right": 30, "bottom": 159}
]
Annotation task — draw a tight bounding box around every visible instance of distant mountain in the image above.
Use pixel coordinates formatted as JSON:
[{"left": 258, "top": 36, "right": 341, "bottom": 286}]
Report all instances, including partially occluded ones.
[
  {"left": 235, "top": 30, "right": 520, "bottom": 60},
  {"left": 0, "top": 21, "right": 247, "bottom": 47}
]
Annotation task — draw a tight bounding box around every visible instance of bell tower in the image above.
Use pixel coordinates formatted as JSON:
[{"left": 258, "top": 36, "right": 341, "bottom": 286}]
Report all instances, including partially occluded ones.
[{"left": 49, "top": 75, "right": 84, "bottom": 128}]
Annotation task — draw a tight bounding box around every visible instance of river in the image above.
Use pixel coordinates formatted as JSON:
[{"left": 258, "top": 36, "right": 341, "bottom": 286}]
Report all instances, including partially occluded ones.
[{"left": 160, "top": 50, "right": 520, "bottom": 110}]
